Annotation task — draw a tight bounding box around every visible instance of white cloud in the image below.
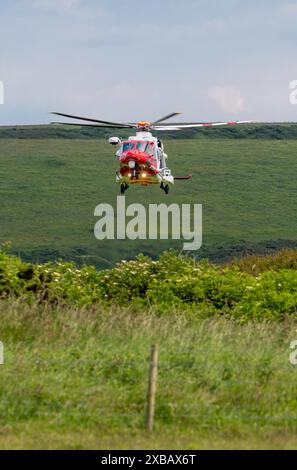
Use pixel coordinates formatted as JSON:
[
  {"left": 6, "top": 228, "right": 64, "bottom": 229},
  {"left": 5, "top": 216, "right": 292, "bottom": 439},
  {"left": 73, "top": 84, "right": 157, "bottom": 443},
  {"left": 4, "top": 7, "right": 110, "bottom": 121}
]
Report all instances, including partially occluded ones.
[
  {"left": 209, "top": 86, "right": 245, "bottom": 114},
  {"left": 279, "top": 2, "right": 297, "bottom": 16}
]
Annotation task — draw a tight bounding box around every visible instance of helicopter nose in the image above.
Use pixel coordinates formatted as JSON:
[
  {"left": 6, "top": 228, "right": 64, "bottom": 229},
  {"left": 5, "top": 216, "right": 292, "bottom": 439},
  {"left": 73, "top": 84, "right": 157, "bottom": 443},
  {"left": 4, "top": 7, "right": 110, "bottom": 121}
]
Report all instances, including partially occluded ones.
[
  {"left": 123, "top": 150, "right": 148, "bottom": 166},
  {"left": 126, "top": 150, "right": 137, "bottom": 159},
  {"left": 126, "top": 150, "right": 142, "bottom": 164}
]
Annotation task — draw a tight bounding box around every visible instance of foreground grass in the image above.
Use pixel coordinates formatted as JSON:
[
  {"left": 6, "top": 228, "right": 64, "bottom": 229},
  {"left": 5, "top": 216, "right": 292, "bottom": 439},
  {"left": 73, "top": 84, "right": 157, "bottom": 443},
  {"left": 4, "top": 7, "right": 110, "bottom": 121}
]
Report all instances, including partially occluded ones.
[
  {"left": 2, "top": 424, "right": 297, "bottom": 450},
  {"left": 0, "top": 300, "right": 297, "bottom": 449}
]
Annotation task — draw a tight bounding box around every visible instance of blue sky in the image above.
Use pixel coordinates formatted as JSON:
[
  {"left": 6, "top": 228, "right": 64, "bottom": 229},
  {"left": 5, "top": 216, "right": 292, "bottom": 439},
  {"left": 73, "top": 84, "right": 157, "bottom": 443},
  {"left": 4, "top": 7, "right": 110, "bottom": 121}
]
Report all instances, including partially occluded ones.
[{"left": 0, "top": 0, "right": 297, "bottom": 124}]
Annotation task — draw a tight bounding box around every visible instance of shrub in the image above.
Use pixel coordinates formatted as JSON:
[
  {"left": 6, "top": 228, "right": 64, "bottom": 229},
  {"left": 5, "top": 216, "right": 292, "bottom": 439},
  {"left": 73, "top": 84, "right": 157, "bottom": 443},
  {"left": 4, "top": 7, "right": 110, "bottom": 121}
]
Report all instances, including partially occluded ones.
[{"left": 0, "top": 249, "right": 297, "bottom": 320}]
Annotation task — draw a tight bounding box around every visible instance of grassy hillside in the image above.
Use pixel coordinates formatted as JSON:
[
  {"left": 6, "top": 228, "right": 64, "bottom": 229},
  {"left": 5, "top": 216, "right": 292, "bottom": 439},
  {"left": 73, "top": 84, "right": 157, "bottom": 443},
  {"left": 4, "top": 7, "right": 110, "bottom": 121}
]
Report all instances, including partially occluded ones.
[{"left": 0, "top": 131, "right": 297, "bottom": 267}]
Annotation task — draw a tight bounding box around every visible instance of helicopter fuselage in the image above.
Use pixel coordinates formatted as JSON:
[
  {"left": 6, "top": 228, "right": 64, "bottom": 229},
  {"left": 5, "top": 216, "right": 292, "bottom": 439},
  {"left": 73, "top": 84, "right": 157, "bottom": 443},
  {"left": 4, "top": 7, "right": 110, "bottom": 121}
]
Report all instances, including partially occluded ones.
[{"left": 113, "top": 131, "right": 174, "bottom": 189}]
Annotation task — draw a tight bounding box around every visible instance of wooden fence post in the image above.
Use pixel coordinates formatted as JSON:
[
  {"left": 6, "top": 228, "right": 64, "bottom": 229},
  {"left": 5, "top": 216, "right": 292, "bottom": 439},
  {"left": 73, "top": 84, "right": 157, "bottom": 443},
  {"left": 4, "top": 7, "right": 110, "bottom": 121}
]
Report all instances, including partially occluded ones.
[{"left": 146, "top": 344, "right": 159, "bottom": 432}]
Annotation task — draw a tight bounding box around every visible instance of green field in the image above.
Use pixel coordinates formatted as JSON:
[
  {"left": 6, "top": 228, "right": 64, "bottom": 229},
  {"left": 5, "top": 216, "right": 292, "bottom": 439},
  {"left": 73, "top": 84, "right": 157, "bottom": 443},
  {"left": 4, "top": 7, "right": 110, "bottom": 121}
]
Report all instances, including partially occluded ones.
[
  {"left": 1, "top": 299, "right": 297, "bottom": 450},
  {"left": 1, "top": 129, "right": 297, "bottom": 267}
]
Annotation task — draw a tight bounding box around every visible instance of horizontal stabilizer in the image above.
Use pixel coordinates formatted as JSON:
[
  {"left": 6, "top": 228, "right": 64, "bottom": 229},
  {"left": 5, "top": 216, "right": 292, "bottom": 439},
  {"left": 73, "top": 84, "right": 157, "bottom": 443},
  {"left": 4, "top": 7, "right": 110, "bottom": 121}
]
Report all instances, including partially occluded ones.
[{"left": 174, "top": 174, "right": 192, "bottom": 180}]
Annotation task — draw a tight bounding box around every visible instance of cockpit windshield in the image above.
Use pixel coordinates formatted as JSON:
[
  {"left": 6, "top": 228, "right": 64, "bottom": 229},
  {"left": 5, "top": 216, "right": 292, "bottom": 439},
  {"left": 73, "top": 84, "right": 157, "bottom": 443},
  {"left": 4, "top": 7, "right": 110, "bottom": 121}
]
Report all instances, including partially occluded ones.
[
  {"left": 121, "top": 141, "right": 155, "bottom": 155},
  {"left": 122, "top": 142, "right": 135, "bottom": 152},
  {"left": 136, "top": 142, "right": 155, "bottom": 155},
  {"left": 136, "top": 142, "right": 147, "bottom": 152}
]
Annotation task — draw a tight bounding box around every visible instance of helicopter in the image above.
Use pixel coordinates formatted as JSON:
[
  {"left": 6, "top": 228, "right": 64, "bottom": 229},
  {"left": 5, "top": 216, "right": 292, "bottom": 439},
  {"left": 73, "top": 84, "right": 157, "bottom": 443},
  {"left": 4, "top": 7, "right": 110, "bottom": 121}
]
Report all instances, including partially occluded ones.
[{"left": 51, "top": 112, "right": 252, "bottom": 194}]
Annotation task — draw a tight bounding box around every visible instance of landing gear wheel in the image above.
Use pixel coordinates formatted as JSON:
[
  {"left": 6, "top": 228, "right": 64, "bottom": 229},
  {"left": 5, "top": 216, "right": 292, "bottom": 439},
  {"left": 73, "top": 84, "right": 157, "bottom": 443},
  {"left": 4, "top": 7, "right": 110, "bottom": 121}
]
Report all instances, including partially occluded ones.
[
  {"left": 160, "top": 182, "right": 169, "bottom": 194},
  {"left": 120, "top": 183, "right": 129, "bottom": 194}
]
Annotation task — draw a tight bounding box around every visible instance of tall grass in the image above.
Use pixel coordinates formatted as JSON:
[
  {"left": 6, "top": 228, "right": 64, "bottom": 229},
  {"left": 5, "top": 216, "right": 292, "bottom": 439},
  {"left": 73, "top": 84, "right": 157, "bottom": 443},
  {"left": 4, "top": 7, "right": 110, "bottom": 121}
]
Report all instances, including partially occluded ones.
[
  {"left": 0, "top": 299, "right": 297, "bottom": 449},
  {"left": 231, "top": 248, "right": 297, "bottom": 275}
]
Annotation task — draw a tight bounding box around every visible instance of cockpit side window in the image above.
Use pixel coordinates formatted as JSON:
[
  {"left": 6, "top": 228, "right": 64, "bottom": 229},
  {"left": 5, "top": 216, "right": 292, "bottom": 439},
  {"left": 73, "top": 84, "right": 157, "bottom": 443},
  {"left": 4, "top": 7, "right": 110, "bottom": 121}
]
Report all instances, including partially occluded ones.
[{"left": 145, "top": 143, "right": 154, "bottom": 155}]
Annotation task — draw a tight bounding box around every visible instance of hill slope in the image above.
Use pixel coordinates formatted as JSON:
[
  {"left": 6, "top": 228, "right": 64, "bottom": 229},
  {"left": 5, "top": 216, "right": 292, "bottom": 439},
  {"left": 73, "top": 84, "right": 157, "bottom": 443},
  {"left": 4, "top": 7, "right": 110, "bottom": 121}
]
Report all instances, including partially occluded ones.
[{"left": 0, "top": 128, "right": 297, "bottom": 267}]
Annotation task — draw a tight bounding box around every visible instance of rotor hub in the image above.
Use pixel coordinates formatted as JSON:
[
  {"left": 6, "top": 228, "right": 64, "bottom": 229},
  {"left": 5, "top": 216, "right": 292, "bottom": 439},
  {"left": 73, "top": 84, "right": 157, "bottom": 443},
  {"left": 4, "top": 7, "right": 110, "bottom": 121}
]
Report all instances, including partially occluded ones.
[{"left": 137, "top": 121, "right": 151, "bottom": 131}]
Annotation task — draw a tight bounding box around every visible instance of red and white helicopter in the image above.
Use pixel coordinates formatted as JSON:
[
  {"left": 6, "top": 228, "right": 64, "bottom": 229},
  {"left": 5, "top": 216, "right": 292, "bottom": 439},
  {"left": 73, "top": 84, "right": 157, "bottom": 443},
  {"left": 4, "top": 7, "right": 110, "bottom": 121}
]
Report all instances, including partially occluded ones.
[{"left": 52, "top": 112, "right": 251, "bottom": 194}]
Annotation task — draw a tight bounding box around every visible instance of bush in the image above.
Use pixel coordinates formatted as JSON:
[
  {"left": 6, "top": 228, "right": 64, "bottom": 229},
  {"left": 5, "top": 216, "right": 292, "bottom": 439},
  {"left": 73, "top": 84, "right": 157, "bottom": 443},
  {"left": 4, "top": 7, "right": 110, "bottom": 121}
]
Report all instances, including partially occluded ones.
[{"left": 0, "top": 249, "right": 297, "bottom": 320}]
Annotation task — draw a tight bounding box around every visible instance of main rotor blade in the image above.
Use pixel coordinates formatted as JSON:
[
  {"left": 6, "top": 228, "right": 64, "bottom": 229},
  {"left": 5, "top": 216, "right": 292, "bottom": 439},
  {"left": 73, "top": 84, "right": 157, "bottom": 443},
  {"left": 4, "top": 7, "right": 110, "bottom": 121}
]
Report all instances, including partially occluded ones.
[
  {"left": 51, "top": 112, "right": 135, "bottom": 128},
  {"left": 51, "top": 121, "right": 125, "bottom": 128},
  {"left": 152, "top": 120, "right": 253, "bottom": 130},
  {"left": 152, "top": 112, "right": 181, "bottom": 124}
]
